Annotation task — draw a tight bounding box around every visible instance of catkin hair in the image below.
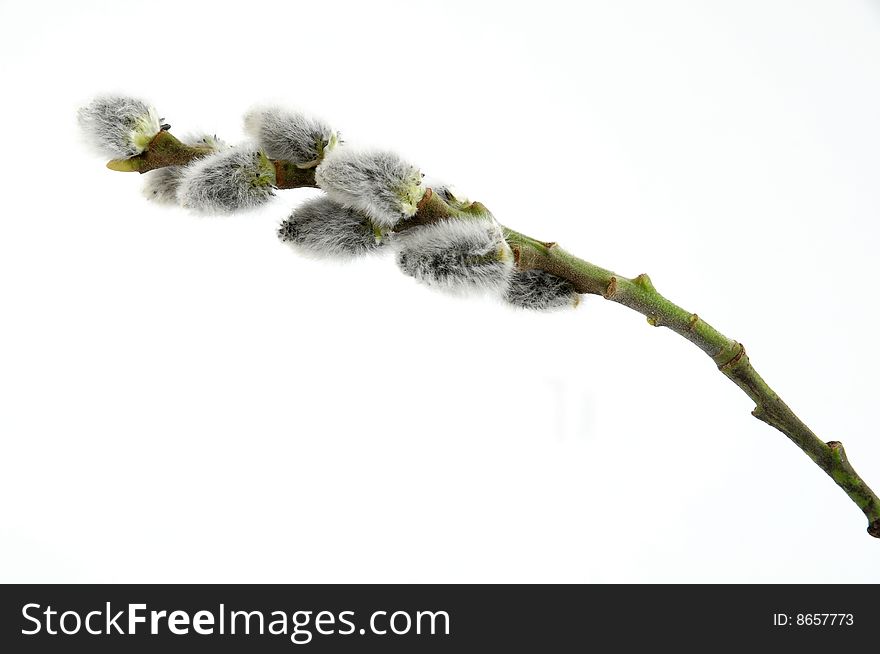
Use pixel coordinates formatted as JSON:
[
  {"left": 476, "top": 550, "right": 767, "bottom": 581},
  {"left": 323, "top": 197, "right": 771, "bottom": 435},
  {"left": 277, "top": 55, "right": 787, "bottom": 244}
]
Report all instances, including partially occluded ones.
[
  {"left": 77, "top": 95, "right": 161, "bottom": 159},
  {"left": 278, "top": 195, "right": 384, "bottom": 259},
  {"left": 505, "top": 269, "right": 580, "bottom": 310},
  {"left": 315, "top": 148, "right": 424, "bottom": 229},
  {"left": 394, "top": 218, "right": 514, "bottom": 294},
  {"left": 244, "top": 105, "right": 336, "bottom": 165},
  {"left": 176, "top": 145, "right": 276, "bottom": 213}
]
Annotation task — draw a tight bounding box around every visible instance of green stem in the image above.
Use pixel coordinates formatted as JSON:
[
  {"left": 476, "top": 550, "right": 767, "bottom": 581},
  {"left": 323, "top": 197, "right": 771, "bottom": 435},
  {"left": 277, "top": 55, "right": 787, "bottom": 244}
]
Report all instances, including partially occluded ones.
[{"left": 504, "top": 227, "right": 880, "bottom": 538}]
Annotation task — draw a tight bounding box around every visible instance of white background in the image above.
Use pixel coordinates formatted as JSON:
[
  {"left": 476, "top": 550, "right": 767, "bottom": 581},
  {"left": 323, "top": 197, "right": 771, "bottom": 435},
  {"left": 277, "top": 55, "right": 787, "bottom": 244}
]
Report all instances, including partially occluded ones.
[{"left": 1, "top": 0, "right": 879, "bottom": 583}]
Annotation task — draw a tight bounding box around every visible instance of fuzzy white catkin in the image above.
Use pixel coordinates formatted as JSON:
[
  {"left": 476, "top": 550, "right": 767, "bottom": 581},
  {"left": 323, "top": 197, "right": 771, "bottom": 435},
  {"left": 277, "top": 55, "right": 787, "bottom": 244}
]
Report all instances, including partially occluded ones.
[
  {"left": 176, "top": 145, "right": 276, "bottom": 213},
  {"left": 244, "top": 106, "right": 336, "bottom": 165},
  {"left": 142, "top": 167, "right": 185, "bottom": 205},
  {"left": 278, "top": 196, "right": 384, "bottom": 259},
  {"left": 394, "top": 218, "right": 514, "bottom": 294},
  {"left": 505, "top": 269, "right": 580, "bottom": 310},
  {"left": 77, "top": 95, "right": 161, "bottom": 159},
  {"left": 142, "top": 133, "right": 228, "bottom": 205},
  {"left": 315, "top": 148, "right": 425, "bottom": 229}
]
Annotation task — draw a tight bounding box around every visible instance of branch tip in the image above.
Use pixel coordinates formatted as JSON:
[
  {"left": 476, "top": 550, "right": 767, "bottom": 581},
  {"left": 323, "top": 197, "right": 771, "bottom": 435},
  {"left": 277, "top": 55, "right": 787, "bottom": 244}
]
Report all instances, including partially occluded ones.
[{"left": 106, "top": 158, "right": 140, "bottom": 172}]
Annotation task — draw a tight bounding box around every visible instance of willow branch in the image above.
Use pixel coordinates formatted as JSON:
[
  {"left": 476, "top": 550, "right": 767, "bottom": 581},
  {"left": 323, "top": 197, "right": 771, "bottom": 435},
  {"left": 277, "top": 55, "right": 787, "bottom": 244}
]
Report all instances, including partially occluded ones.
[{"left": 111, "top": 134, "right": 880, "bottom": 538}]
